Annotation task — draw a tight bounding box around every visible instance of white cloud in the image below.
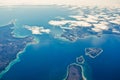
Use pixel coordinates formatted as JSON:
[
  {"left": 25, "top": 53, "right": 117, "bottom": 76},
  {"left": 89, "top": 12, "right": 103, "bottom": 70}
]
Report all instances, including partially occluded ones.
[
  {"left": 24, "top": 25, "right": 50, "bottom": 35},
  {"left": 91, "top": 28, "right": 102, "bottom": 32},
  {"left": 0, "top": 0, "right": 120, "bottom": 8},
  {"left": 109, "top": 19, "right": 120, "bottom": 25},
  {"left": 49, "top": 20, "right": 70, "bottom": 26},
  {"left": 69, "top": 21, "right": 92, "bottom": 27},
  {"left": 112, "top": 29, "right": 120, "bottom": 33},
  {"left": 48, "top": 5, "right": 120, "bottom": 42},
  {"left": 69, "top": 15, "right": 87, "bottom": 21},
  {"left": 70, "top": 15, "right": 98, "bottom": 23},
  {"left": 92, "top": 22, "right": 109, "bottom": 32},
  {"left": 49, "top": 20, "right": 92, "bottom": 27},
  {"left": 49, "top": 5, "right": 120, "bottom": 34}
]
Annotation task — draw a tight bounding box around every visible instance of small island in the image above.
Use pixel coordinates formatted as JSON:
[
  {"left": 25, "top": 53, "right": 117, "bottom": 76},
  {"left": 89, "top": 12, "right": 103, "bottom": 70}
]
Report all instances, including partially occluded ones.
[
  {"left": 0, "top": 22, "right": 35, "bottom": 77},
  {"left": 85, "top": 48, "right": 103, "bottom": 58},
  {"left": 64, "top": 63, "right": 86, "bottom": 80},
  {"left": 76, "top": 56, "right": 85, "bottom": 64}
]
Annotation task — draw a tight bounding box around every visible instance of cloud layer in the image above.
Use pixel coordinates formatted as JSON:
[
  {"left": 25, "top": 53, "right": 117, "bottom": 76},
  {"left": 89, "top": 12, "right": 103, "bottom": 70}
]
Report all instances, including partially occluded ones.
[
  {"left": 48, "top": 6, "right": 120, "bottom": 41},
  {"left": 0, "top": 0, "right": 120, "bottom": 8}
]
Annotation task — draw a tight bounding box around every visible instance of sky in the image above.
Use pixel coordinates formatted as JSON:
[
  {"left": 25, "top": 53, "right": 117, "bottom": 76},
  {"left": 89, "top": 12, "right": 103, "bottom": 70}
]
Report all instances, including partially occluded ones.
[{"left": 0, "top": 0, "right": 120, "bottom": 7}]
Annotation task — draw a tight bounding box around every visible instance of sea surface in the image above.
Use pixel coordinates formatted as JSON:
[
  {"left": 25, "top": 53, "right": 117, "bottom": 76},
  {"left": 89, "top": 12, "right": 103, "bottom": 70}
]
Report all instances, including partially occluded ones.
[{"left": 0, "top": 5, "right": 120, "bottom": 80}]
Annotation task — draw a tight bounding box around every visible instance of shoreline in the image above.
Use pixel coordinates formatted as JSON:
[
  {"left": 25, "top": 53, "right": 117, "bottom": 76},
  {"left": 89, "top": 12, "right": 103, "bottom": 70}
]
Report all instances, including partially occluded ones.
[
  {"left": 0, "top": 20, "right": 39, "bottom": 79},
  {"left": 63, "top": 63, "right": 87, "bottom": 80},
  {"left": 0, "top": 37, "right": 38, "bottom": 79}
]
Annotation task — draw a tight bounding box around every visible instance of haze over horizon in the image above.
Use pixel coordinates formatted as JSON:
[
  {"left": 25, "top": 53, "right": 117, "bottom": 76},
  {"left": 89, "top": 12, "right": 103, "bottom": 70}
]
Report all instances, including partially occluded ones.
[{"left": 0, "top": 0, "right": 120, "bottom": 8}]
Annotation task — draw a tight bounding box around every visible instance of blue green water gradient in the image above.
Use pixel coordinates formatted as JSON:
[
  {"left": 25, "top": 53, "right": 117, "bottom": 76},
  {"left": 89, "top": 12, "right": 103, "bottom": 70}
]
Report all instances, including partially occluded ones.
[{"left": 0, "top": 6, "right": 120, "bottom": 80}]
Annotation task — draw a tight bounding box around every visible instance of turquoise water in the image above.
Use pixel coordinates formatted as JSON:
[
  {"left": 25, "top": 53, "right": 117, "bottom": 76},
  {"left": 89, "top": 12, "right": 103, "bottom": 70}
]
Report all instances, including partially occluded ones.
[{"left": 0, "top": 5, "right": 120, "bottom": 80}]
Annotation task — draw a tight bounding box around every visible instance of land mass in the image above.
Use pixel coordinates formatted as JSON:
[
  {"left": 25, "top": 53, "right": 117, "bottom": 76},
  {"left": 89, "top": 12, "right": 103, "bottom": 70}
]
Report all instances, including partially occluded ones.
[
  {"left": 0, "top": 22, "right": 34, "bottom": 73},
  {"left": 76, "top": 56, "right": 85, "bottom": 64},
  {"left": 64, "top": 63, "right": 85, "bottom": 80},
  {"left": 85, "top": 48, "right": 103, "bottom": 58}
]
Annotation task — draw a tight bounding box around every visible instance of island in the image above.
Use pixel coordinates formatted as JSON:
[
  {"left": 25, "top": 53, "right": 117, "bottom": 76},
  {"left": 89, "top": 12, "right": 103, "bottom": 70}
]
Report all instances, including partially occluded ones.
[
  {"left": 85, "top": 48, "right": 103, "bottom": 58},
  {"left": 61, "top": 27, "right": 98, "bottom": 42},
  {"left": 76, "top": 56, "right": 85, "bottom": 64},
  {"left": 0, "top": 22, "right": 35, "bottom": 76},
  {"left": 64, "top": 63, "right": 86, "bottom": 80}
]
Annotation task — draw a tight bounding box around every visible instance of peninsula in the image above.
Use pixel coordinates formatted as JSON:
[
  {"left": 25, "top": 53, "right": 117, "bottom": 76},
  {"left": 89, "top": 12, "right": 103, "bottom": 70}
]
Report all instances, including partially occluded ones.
[{"left": 0, "top": 22, "right": 34, "bottom": 75}]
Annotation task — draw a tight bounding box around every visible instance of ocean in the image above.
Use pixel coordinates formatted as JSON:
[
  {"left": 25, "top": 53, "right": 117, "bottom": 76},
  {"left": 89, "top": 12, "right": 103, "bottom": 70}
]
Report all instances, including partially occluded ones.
[{"left": 0, "top": 5, "right": 120, "bottom": 80}]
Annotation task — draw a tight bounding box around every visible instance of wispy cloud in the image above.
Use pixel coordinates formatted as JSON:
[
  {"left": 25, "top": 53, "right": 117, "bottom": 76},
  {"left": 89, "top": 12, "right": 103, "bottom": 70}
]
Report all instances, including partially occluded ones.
[{"left": 0, "top": 0, "right": 120, "bottom": 8}]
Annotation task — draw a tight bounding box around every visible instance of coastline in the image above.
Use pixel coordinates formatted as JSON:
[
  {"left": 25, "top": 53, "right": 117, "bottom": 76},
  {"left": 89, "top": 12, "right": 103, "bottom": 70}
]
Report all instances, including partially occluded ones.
[
  {"left": 0, "top": 19, "right": 39, "bottom": 79},
  {"left": 0, "top": 37, "right": 38, "bottom": 79},
  {"left": 63, "top": 63, "right": 87, "bottom": 80}
]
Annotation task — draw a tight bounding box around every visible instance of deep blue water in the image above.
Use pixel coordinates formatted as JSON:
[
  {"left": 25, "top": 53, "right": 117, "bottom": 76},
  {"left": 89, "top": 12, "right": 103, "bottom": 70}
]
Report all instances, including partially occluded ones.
[
  {"left": 2, "top": 34, "right": 120, "bottom": 80},
  {"left": 0, "top": 6, "right": 120, "bottom": 80}
]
